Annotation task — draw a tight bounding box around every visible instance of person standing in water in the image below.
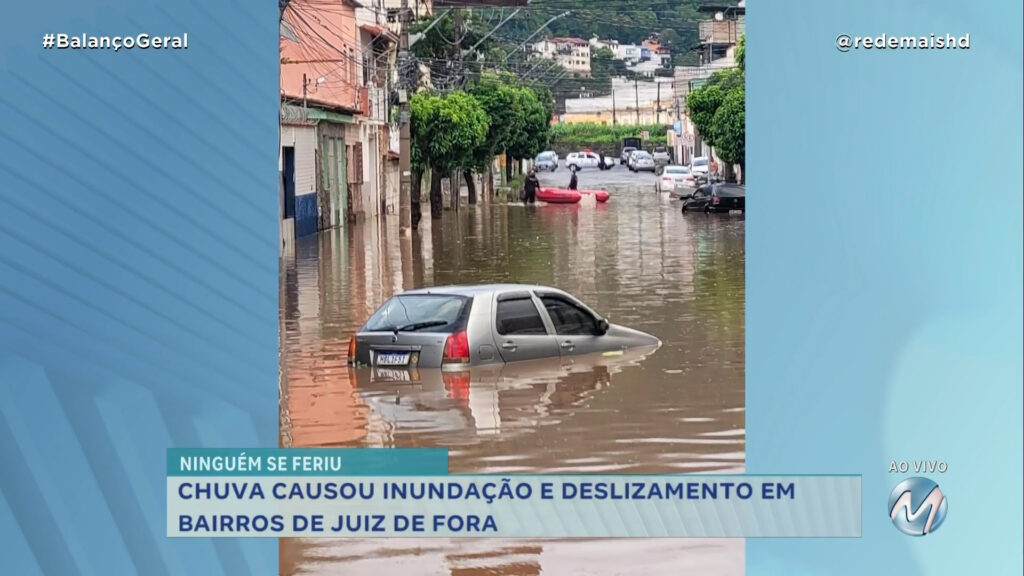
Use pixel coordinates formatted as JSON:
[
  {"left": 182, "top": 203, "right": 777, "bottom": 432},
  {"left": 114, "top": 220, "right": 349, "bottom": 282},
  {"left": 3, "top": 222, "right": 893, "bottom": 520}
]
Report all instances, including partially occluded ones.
[
  {"left": 568, "top": 166, "right": 578, "bottom": 191},
  {"left": 523, "top": 168, "right": 540, "bottom": 204}
]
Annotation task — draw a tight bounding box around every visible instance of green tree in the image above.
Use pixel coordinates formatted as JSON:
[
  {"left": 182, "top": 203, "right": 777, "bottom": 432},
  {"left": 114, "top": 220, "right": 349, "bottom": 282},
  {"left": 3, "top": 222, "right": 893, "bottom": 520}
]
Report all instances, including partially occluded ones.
[
  {"left": 711, "top": 87, "right": 745, "bottom": 177},
  {"left": 735, "top": 34, "right": 745, "bottom": 72},
  {"left": 685, "top": 40, "right": 746, "bottom": 183},
  {"left": 685, "top": 84, "right": 726, "bottom": 147},
  {"left": 506, "top": 86, "right": 552, "bottom": 178},
  {"left": 467, "top": 73, "right": 523, "bottom": 202},
  {"left": 410, "top": 91, "right": 489, "bottom": 218}
]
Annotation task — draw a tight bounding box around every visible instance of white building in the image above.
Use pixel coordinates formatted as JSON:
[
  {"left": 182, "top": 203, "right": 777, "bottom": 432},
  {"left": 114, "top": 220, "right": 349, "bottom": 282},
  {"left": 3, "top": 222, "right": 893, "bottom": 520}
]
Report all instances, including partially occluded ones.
[
  {"left": 532, "top": 37, "right": 591, "bottom": 76},
  {"left": 614, "top": 43, "right": 642, "bottom": 63},
  {"left": 562, "top": 78, "right": 676, "bottom": 126}
]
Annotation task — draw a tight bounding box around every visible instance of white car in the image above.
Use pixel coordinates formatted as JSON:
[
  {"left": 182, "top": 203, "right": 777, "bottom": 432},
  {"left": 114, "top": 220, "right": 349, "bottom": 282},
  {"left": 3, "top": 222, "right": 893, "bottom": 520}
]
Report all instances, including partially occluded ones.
[
  {"left": 629, "top": 151, "right": 656, "bottom": 172},
  {"left": 690, "top": 156, "right": 710, "bottom": 177},
  {"left": 656, "top": 165, "right": 697, "bottom": 194},
  {"left": 565, "top": 152, "right": 601, "bottom": 171},
  {"left": 535, "top": 151, "right": 559, "bottom": 172},
  {"left": 626, "top": 150, "right": 641, "bottom": 170},
  {"left": 651, "top": 145, "right": 671, "bottom": 165}
]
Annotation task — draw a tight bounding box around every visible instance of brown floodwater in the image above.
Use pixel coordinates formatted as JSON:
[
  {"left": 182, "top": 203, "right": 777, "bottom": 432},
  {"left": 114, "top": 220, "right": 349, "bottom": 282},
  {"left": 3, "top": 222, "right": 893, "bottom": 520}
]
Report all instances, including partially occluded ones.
[{"left": 279, "top": 181, "right": 745, "bottom": 575}]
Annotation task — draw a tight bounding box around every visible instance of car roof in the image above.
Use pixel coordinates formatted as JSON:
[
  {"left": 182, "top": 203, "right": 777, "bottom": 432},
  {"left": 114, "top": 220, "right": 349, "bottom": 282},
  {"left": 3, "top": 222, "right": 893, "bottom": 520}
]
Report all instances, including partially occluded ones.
[
  {"left": 713, "top": 184, "right": 745, "bottom": 196},
  {"left": 399, "top": 283, "right": 570, "bottom": 297}
]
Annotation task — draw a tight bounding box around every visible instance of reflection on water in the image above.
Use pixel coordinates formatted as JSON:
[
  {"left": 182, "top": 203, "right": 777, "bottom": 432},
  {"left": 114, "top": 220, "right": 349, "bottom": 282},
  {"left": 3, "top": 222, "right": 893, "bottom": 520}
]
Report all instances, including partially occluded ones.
[{"left": 280, "top": 190, "right": 745, "bottom": 575}]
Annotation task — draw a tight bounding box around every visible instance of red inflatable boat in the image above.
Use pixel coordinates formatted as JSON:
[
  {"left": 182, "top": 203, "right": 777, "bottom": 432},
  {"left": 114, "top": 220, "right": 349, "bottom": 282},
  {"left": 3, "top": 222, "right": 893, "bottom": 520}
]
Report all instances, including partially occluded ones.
[
  {"left": 537, "top": 188, "right": 581, "bottom": 204},
  {"left": 578, "top": 189, "right": 611, "bottom": 203}
]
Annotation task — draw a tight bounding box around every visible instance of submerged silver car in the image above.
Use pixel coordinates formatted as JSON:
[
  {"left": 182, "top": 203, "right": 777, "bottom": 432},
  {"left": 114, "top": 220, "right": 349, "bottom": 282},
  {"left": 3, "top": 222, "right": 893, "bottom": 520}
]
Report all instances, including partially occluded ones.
[{"left": 347, "top": 284, "right": 661, "bottom": 370}]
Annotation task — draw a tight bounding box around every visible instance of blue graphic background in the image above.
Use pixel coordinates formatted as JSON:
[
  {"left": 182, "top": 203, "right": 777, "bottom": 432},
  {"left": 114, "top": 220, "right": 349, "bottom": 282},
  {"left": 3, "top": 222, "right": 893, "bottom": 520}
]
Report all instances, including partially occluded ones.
[
  {"left": 0, "top": 1, "right": 278, "bottom": 574},
  {"left": 749, "top": 1, "right": 1022, "bottom": 575},
  {"left": 1, "top": 0, "right": 1021, "bottom": 575}
]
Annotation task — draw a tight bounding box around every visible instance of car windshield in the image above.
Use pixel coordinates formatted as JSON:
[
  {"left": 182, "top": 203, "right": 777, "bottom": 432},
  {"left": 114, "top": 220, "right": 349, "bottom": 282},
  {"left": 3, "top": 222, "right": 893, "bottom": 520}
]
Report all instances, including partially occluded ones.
[
  {"left": 636, "top": 152, "right": 652, "bottom": 159},
  {"left": 537, "top": 153, "right": 554, "bottom": 160},
  {"left": 693, "top": 158, "right": 708, "bottom": 167},
  {"left": 623, "top": 147, "right": 636, "bottom": 153},
  {"left": 364, "top": 295, "right": 467, "bottom": 332},
  {"left": 654, "top": 147, "right": 667, "bottom": 152},
  {"left": 665, "top": 167, "right": 690, "bottom": 174}
]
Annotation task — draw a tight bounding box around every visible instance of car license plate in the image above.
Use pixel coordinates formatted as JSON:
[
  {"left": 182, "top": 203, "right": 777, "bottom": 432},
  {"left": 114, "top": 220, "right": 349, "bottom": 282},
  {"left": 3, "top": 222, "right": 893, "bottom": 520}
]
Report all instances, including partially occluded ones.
[
  {"left": 373, "top": 368, "right": 415, "bottom": 382},
  {"left": 729, "top": 209, "right": 743, "bottom": 215},
  {"left": 375, "top": 352, "right": 410, "bottom": 366}
]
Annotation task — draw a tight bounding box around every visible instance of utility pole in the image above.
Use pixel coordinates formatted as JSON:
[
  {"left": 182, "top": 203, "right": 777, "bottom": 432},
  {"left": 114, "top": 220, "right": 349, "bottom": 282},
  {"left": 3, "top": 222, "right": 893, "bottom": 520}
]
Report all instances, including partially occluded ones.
[
  {"left": 634, "top": 76, "right": 640, "bottom": 125},
  {"left": 611, "top": 79, "right": 617, "bottom": 125},
  {"left": 674, "top": 80, "right": 683, "bottom": 164},
  {"left": 656, "top": 80, "right": 661, "bottom": 124},
  {"left": 451, "top": 7, "right": 463, "bottom": 210},
  {"left": 452, "top": 7, "right": 463, "bottom": 90},
  {"left": 398, "top": 0, "right": 413, "bottom": 231},
  {"left": 302, "top": 73, "right": 308, "bottom": 110}
]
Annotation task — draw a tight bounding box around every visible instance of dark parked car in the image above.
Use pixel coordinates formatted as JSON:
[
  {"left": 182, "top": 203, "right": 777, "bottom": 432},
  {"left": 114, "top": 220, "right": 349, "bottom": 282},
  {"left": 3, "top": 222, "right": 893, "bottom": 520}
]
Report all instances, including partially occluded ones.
[{"left": 681, "top": 183, "right": 745, "bottom": 214}]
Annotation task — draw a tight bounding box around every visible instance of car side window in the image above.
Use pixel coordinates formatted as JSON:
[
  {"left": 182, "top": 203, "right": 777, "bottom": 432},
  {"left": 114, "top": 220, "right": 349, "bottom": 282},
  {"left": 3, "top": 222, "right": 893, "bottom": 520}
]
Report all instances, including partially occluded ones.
[
  {"left": 541, "top": 297, "right": 599, "bottom": 336},
  {"left": 496, "top": 297, "right": 548, "bottom": 336}
]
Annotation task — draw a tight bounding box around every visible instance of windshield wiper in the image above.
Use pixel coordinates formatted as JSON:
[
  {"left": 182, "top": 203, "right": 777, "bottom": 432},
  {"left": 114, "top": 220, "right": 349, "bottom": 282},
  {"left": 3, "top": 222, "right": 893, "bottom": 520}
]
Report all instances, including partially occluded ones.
[{"left": 396, "top": 321, "right": 448, "bottom": 332}]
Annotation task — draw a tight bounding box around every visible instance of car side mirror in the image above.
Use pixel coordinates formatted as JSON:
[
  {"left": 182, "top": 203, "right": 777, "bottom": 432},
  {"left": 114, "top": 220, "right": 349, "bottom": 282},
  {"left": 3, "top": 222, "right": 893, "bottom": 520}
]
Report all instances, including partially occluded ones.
[{"left": 596, "top": 318, "right": 609, "bottom": 335}]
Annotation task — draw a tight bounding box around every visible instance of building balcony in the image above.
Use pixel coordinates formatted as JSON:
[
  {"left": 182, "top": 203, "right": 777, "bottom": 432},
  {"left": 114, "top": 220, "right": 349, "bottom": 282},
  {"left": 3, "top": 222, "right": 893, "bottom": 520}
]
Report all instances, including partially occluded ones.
[{"left": 699, "top": 19, "right": 743, "bottom": 45}]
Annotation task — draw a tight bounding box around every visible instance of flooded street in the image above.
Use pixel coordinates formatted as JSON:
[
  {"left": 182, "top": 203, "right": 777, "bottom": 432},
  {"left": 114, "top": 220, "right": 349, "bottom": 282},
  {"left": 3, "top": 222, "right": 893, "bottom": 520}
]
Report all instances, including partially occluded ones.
[{"left": 279, "top": 170, "right": 745, "bottom": 575}]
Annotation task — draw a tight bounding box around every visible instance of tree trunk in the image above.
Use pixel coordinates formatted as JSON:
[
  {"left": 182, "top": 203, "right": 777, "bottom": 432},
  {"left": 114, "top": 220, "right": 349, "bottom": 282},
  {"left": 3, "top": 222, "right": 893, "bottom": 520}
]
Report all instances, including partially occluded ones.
[
  {"left": 505, "top": 151, "right": 513, "bottom": 180},
  {"left": 429, "top": 169, "right": 443, "bottom": 218},
  {"left": 464, "top": 170, "right": 477, "bottom": 205},
  {"left": 410, "top": 168, "right": 423, "bottom": 230},
  {"left": 450, "top": 170, "right": 459, "bottom": 211},
  {"left": 486, "top": 163, "right": 494, "bottom": 200}
]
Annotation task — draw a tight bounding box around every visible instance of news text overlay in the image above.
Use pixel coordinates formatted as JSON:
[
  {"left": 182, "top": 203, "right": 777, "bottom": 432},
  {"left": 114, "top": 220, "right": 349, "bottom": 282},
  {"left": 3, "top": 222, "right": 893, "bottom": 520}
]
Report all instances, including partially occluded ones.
[
  {"left": 167, "top": 449, "right": 861, "bottom": 538},
  {"left": 42, "top": 33, "right": 188, "bottom": 52},
  {"left": 835, "top": 33, "right": 970, "bottom": 52}
]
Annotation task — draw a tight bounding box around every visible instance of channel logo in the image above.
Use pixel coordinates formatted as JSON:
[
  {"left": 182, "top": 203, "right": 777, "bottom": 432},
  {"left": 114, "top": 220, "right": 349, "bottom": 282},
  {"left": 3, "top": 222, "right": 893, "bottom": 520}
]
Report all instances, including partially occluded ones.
[{"left": 888, "top": 477, "right": 948, "bottom": 536}]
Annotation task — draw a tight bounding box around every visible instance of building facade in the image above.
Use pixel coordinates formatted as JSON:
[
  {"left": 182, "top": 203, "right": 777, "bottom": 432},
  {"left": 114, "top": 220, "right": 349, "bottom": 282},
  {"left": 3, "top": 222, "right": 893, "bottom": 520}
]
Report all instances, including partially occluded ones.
[
  {"left": 561, "top": 78, "right": 675, "bottom": 126},
  {"left": 531, "top": 37, "right": 591, "bottom": 76},
  {"left": 280, "top": 0, "right": 405, "bottom": 247}
]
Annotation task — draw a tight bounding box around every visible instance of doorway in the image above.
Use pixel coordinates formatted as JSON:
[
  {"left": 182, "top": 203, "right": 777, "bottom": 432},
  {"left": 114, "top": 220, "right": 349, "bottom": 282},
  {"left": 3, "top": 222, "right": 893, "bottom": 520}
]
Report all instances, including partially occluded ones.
[{"left": 282, "top": 146, "right": 296, "bottom": 220}]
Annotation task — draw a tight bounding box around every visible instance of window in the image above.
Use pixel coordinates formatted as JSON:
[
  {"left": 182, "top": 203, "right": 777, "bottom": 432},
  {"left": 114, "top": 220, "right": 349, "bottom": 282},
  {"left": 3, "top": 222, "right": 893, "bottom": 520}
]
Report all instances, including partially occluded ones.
[
  {"left": 364, "top": 295, "right": 468, "bottom": 332},
  {"left": 496, "top": 298, "right": 547, "bottom": 336},
  {"left": 541, "top": 297, "right": 599, "bottom": 335}
]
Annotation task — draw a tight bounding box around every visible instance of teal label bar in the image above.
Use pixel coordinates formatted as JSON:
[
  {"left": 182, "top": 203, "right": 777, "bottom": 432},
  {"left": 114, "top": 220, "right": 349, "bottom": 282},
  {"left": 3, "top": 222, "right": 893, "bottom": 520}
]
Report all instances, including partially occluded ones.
[{"left": 167, "top": 448, "right": 448, "bottom": 476}]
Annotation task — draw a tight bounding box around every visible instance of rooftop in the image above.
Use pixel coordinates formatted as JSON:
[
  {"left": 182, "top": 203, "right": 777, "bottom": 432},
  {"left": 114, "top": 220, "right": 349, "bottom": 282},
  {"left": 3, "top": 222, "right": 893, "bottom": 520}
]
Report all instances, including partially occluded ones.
[{"left": 546, "top": 37, "right": 589, "bottom": 46}]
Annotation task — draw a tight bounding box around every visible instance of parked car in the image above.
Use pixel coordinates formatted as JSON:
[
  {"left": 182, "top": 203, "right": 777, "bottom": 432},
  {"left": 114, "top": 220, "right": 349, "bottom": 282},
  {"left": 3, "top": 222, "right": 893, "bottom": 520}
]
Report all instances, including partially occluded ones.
[
  {"left": 535, "top": 151, "right": 559, "bottom": 172},
  {"left": 629, "top": 151, "right": 656, "bottom": 172},
  {"left": 652, "top": 145, "right": 671, "bottom": 165},
  {"left": 681, "top": 183, "right": 745, "bottom": 214},
  {"left": 690, "top": 156, "right": 710, "bottom": 177},
  {"left": 347, "top": 284, "right": 661, "bottom": 369},
  {"left": 620, "top": 146, "right": 637, "bottom": 165},
  {"left": 656, "top": 165, "right": 696, "bottom": 194},
  {"left": 566, "top": 151, "right": 603, "bottom": 171},
  {"left": 626, "top": 150, "right": 641, "bottom": 170}
]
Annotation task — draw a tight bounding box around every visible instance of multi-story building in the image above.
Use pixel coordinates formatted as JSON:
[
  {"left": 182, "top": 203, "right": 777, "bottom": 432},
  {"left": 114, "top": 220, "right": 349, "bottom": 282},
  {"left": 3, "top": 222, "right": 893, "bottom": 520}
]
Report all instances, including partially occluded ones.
[
  {"left": 280, "top": 0, "right": 401, "bottom": 245},
  {"left": 531, "top": 37, "right": 591, "bottom": 76},
  {"left": 696, "top": 2, "right": 746, "bottom": 65}
]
